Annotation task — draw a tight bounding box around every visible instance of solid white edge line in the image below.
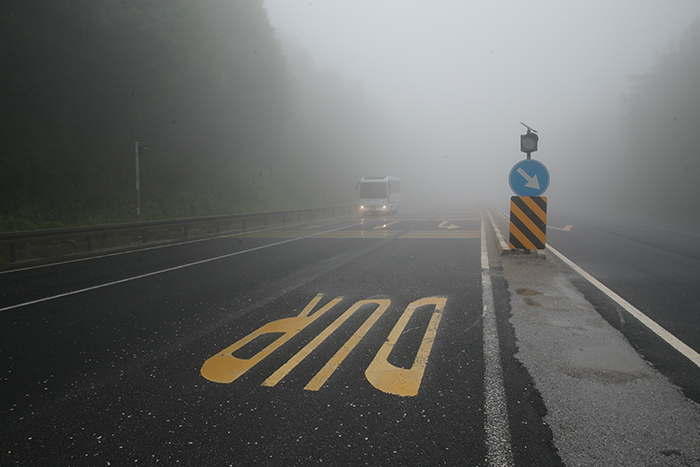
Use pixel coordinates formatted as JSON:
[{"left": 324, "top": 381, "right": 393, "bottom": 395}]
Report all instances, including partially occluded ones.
[
  {"left": 0, "top": 221, "right": 368, "bottom": 312},
  {"left": 546, "top": 244, "right": 700, "bottom": 368},
  {"left": 481, "top": 212, "right": 515, "bottom": 467}
]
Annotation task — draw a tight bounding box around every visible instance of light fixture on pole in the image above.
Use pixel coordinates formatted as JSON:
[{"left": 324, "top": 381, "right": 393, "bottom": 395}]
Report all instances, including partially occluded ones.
[{"left": 520, "top": 122, "right": 539, "bottom": 159}]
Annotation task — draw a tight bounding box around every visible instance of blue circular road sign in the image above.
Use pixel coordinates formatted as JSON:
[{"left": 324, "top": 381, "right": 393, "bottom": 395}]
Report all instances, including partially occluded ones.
[{"left": 509, "top": 159, "right": 550, "bottom": 196}]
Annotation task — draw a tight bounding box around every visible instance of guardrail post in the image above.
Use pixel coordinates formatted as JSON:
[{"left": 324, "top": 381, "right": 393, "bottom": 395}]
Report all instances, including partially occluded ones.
[
  {"left": 184, "top": 225, "right": 188, "bottom": 239},
  {"left": 141, "top": 230, "right": 147, "bottom": 243},
  {"left": 216, "top": 221, "right": 221, "bottom": 233},
  {"left": 87, "top": 236, "right": 93, "bottom": 252},
  {"left": 9, "top": 244, "right": 17, "bottom": 263}
]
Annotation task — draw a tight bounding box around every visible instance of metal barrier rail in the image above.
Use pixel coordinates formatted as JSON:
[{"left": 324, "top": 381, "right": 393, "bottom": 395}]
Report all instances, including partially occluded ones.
[{"left": 0, "top": 205, "right": 358, "bottom": 264}]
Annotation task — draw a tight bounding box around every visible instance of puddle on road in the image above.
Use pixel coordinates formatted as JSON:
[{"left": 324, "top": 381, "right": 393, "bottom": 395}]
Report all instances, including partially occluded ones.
[{"left": 517, "top": 288, "right": 541, "bottom": 306}]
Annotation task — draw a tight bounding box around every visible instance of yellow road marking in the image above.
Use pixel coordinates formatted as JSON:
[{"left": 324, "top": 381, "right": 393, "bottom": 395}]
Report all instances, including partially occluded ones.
[
  {"left": 305, "top": 300, "right": 391, "bottom": 391},
  {"left": 303, "top": 221, "right": 344, "bottom": 230},
  {"left": 365, "top": 296, "right": 446, "bottom": 397},
  {"left": 200, "top": 294, "right": 343, "bottom": 383},
  {"left": 236, "top": 230, "right": 310, "bottom": 238},
  {"left": 262, "top": 299, "right": 391, "bottom": 388},
  {"left": 201, "top": 294, "right": 449, "bottom": 396},
  {"left": 373, "top": 221, "right": 400, "bottom": 230},
  {"left": 318, "top": 230, "right": 401, "bottom": 238},
  {"left": 399, "top": 230, "right": 479, "bottom": 238},
  {"left": 236, "top": 229, "right": 480, "bottom": 239}
]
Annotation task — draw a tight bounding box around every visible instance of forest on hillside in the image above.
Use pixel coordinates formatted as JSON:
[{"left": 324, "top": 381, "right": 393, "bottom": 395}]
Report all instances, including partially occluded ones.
[
  {"left": 1, "top": 3, "right": 699, "bottom": 230},
  {"left": 505, "top": 19, "right": 700, "bottom": 224},
  {"left": 617, "top": 19, "right": 700, "bottom": 220},
  {"left": 0, "top": 0, "right": 391, "bottom": 231}
]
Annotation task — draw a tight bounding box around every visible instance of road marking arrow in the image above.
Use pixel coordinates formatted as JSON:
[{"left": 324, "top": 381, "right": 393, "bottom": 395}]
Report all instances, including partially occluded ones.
[
  {"left": 549, "top": 225, "right": 573, "bottom": 231},
  {"left": 438, "top": 221, "right": 460, "bottom": 230},
  {"left": 517, "top": 167, "right": 540, "bottom": 189}
]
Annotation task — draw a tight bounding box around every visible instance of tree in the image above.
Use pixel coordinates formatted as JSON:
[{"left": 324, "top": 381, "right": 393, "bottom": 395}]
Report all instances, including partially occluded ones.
[{"left": 0, "top": 0, "right": 294, "bottom": 228}]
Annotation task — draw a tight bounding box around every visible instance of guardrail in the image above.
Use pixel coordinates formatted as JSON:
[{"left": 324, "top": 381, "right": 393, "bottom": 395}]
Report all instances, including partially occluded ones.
[{"left": 0, "top": 205, "right": 359, "bottom": 266}]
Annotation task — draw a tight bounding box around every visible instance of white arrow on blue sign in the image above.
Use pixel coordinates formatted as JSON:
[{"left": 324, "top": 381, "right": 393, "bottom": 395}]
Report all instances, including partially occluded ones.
[{"left": 509, "top": 159, "right": 550, "bottom": 196}]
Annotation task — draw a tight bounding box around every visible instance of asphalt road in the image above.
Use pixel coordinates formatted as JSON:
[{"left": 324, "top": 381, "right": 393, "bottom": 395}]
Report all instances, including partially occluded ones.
[
  {"left": 0, "top": 210, "right": 563, "bottom": 466},
  {"left": 543, "top": 210, "right": 700, "bottom": 404}
]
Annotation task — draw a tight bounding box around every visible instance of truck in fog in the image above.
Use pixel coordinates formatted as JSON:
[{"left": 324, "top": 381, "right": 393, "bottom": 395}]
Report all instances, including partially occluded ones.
[{"left": 357, "top": 176, "right": 401, "bottom": 215}]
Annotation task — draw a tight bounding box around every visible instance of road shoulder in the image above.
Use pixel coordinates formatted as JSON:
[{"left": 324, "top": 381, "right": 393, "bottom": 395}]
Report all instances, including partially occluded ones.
[{"left": 499, "top": 251, "right": 700, "bottom": 466}]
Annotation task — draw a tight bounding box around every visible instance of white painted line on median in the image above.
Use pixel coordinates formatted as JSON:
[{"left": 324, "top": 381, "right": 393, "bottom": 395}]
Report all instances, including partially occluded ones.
[
  {"left": 480, "top": 212, "right": 515, "bottom": 467},
  {"left": 547, "top": 244, "right": 700, "bottom": 369},
  {"left": 487, "top": 210, "right": 509, "bottom": 253},
  {"left": 0, "top": 222, "right": 368, "bottom": 313}
]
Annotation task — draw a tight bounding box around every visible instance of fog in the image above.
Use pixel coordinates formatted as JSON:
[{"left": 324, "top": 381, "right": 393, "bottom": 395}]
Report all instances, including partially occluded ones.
[{"left": 264, "top": 0, "right": 700, "bottom": 219}]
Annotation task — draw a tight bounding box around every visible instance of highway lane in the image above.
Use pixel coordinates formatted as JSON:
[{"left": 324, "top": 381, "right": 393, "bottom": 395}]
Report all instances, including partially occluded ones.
[
  {"left": 0, "top": 210, "right": 562, "bottom": 466},
  {"left": 0, "top": 218, "right": 366, "bottom": 310},
  {"left": 544, "top": 211, "right": 700, "bottom": 403}
]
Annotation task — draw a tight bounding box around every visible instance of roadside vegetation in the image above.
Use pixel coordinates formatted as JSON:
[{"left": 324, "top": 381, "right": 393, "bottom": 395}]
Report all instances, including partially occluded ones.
[
  {"left": 1, "top": 3, "right": 698, "bottom": 230},
  {"left": 618, "top": 20, "right": 700, "bottom": 221},
  {"left": 0, "top": 1, "right": 386, "bottom": 231}
]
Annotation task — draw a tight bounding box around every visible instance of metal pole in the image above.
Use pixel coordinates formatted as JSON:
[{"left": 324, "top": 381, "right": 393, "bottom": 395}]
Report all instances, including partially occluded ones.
[{"left": 135, "top": 141, "right": 140, "bottom": 220}]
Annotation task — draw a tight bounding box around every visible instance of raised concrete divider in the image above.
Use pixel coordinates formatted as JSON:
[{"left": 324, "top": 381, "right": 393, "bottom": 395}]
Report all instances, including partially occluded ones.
[{"left": 488, "top": 209, "right": 700, "bottom": 466}]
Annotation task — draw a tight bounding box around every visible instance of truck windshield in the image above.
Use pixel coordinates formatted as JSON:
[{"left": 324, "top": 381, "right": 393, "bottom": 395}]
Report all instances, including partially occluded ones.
[{"left": 360, "top": 182, "right": 387, "bottom": 198}]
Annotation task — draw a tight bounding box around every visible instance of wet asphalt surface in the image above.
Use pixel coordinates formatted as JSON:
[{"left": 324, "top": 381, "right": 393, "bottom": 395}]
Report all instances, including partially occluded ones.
[{"left": 0, "top": 210, "right": 563, "bottom": 466}]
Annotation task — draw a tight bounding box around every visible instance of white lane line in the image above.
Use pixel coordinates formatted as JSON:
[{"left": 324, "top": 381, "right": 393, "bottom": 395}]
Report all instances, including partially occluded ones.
[
  {"left": 481, "top": 212, "right": 515, "bottom": 467},
  {"left": 613, "top": 221, "right": 700, "bottom": 238},
  {"left": 650, "top": 225, "right": 700, "bottom": 238},
  {"left": 0, "top": 216, "right": 362, "bottom": 275},
  {"left": 547, "top": 245, "right": 700, "bottom": 369},
  {"left": 496, "top": 207, "right": 509, "bottom": 220},
  {"left": 0, "top": 222, "right": 368, "bottom": 313},
  {"left": 549, "top": 225, "right": 573, "bottom": 231},
  {"left": 0, "top": 233, "right": 221, "bottom": 275}
]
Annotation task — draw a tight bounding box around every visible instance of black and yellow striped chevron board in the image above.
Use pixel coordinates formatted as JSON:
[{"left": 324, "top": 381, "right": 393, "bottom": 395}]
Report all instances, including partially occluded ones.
[{"left": 508, "top": 196, "right": 547, "bottom": 250}]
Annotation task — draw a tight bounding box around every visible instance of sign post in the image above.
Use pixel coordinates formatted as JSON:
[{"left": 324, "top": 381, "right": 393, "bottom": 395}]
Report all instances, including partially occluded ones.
[{"left": 135, "top": 142, "right": 147, "bottom": 220}]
